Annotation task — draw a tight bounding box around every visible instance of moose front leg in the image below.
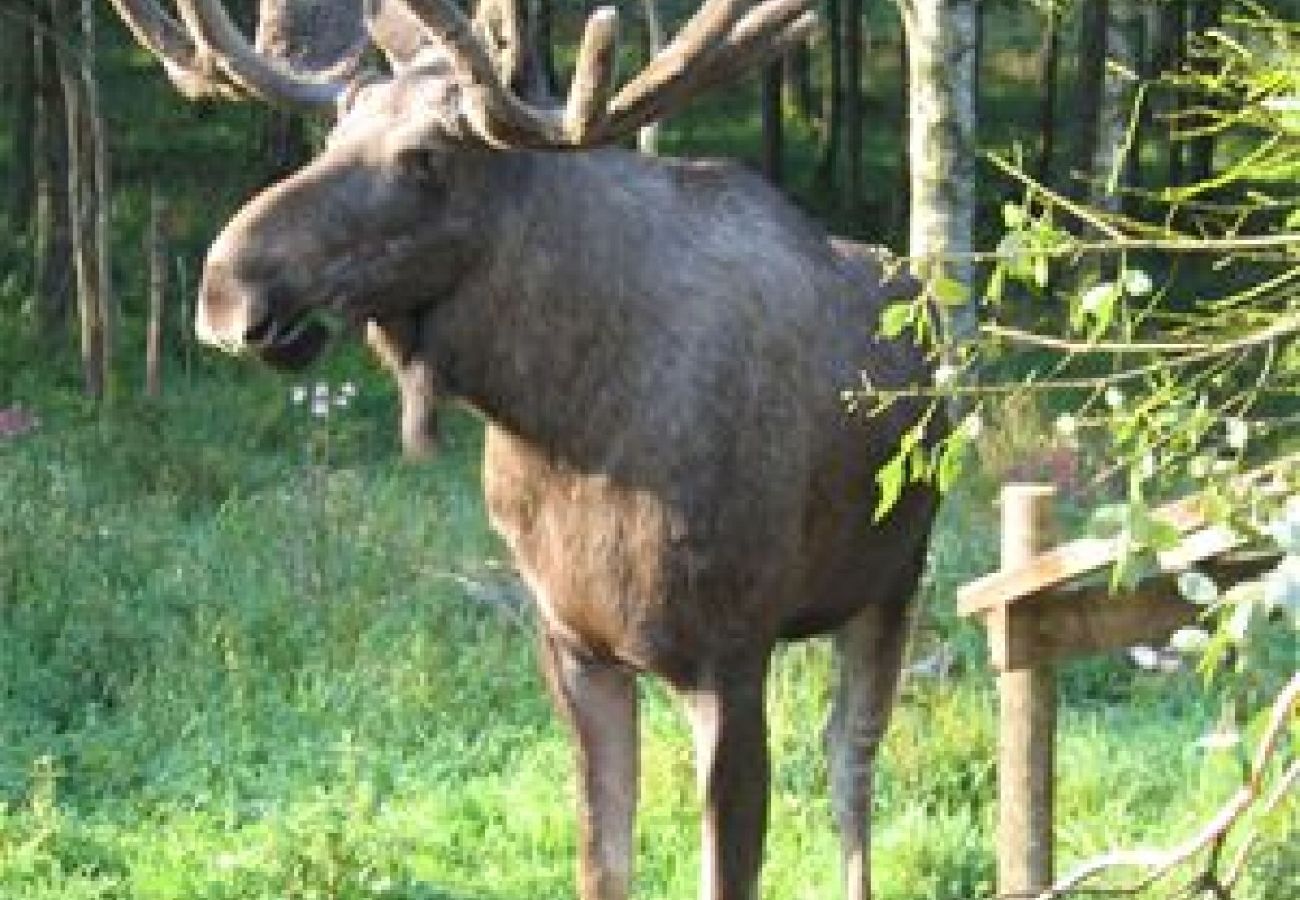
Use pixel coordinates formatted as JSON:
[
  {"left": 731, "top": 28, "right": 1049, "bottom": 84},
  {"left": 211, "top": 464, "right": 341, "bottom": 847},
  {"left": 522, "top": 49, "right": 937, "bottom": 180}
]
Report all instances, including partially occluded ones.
[
  {"left": 825, "top": 594, "right": 913, "bottom": 900},
  {"left": 364, "top": 317, "right": 441, "bottom": 459},
  {"left": 539, "top": 631, "right": 639, "bottom": 900},
  {"left": 683, "top": 662, "right": 771, "bottom": 900}
]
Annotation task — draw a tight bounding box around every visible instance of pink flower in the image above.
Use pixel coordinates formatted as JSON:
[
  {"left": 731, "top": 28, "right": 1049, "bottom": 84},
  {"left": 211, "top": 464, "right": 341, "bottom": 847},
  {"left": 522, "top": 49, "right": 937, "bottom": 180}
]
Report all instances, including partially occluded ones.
[{"left": 0, "top": 406, "right": 38, "bottom": 440}]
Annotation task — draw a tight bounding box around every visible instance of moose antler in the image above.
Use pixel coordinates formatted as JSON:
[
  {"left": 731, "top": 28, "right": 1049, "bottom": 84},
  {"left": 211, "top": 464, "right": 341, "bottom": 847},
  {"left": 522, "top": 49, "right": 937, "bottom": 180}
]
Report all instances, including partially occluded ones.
[
  {"left": 106, "top": 0, "right": 361, "bottom": 108},
  {"left": 397, "top": 0, "right": 818, "bottom": 147},
  {"left": 109, "top": 0, "right": 817, "bottom": 145}
]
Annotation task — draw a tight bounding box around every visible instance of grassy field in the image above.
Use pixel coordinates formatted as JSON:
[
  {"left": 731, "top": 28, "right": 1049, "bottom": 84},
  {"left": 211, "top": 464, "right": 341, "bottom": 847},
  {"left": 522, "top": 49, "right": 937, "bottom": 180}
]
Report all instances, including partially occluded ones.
[{"left": 0, "top": 340, "right": 1295, "bottom": 900}]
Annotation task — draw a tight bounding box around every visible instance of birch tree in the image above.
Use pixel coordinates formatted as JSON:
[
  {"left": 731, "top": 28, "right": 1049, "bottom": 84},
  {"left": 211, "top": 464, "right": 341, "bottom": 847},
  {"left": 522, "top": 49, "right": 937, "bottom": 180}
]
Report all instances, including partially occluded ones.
[{"left": 896, "top": 0, "right": 979, "bottom": 339}]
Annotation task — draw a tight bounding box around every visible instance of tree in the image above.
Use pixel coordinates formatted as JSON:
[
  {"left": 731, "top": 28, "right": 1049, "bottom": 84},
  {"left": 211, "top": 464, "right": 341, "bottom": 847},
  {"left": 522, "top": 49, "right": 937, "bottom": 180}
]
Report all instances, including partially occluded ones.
[
  {"left": 896, "top": 0, "right": 979, "bottom": 336},
  {"left": 56, "top": 0, "right": 113, "bottom": 398},
  {"left": 1087, "top": 0, "right": 1141, "bottom": 215},
  {"left": 30, "top": 0, "right": 73, "bottom": 339},
  {"left": 760, "top": 61, "right": 784, "bottom": 183}
]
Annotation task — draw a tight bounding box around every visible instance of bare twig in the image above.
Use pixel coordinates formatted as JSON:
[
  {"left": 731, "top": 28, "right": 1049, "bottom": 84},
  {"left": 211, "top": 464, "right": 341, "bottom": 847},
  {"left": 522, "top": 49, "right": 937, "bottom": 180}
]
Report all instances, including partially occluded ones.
[{"left": 1031, "top": 673, "right": 1299, "bottom": 900}]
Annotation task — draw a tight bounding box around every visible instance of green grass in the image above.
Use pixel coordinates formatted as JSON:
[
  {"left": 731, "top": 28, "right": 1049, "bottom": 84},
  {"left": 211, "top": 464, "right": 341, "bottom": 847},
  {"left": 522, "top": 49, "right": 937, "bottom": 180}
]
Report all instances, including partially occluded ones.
[{"left": 0, "top": 342, "right": 1295, "bottom": 900}]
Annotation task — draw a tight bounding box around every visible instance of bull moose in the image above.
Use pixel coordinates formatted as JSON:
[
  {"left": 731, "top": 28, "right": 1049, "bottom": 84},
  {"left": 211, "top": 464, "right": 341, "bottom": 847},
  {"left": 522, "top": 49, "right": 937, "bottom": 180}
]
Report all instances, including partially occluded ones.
[{"left": 105, "top": 1, "right": 943, "bottom": 897}]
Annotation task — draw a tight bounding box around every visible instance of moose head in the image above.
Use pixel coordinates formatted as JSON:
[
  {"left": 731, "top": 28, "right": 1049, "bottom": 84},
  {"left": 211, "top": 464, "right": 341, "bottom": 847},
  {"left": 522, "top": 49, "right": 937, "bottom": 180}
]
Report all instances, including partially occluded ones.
[
  {"left": 109, "top": 0, "right": 816, "bottom": 369},
  {"left": 107, "top": 3, "right": 942, "bottom": 899}
]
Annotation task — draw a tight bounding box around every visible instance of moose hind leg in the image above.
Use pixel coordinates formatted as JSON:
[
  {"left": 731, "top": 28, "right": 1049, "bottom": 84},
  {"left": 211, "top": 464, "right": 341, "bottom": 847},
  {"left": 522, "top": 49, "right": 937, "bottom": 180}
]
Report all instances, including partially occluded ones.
[
  {"left": 540, "top": 631, "right": 639, "bottom": 900},
  {"left": 825, "top": 594, "right": 913, "bottom": 900},
  {"left": 682, "top": 661, "right": 771, "bottom": 900}
]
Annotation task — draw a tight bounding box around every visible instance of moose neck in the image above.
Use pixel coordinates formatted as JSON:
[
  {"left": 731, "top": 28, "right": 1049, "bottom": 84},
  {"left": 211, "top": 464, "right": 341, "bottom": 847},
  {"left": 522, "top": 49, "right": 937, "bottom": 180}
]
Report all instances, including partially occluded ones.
[{"left": 422, "top": 147, "right": 707, "bottom": 468}]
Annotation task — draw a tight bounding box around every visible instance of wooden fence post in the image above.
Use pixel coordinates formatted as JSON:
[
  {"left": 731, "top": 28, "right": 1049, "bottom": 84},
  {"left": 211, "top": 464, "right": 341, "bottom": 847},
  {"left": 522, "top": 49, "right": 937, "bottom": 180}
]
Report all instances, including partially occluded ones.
[{"left": 995, "top": 484, "right": 1057, "bottom": 896}]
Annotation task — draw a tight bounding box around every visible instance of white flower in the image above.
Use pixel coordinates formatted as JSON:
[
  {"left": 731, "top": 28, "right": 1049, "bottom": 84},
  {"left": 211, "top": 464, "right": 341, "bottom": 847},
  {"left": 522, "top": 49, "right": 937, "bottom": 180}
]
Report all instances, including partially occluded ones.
[
  {"left": 1105, "top": 387, "right": 1125, "bottom": 409},
  {"left": 1169, "top": 627, "right": 1211, "bottom": 653},
  {"left": 1054, "top": 413, "right": 1078, "bottom": 437},
  {"left": 1263, "top": 95, "right": 1300, "bottom": 112},
  {"left": 1196, "top": 730, "right": 1241, "bottom": 751},
  {"left": 290, "top": 385, "right": 307, "bottom": 406},
  {"left": 334, "top": 392, "right": 350, "bottom": 408},
  {"left": 1139, "top": 452, "right": 1157, "bottom": 480},
  {"left": 340, "top": 381, "right": 358, "bottom": 398},
  {"left": 961, "top": 412, "right": 984, "bottom": 440},
  {"left": 311, "top": 396, "right": 331, "bottom": 419},
  {"left": 933, "top": 364, "right": 959, "bottom": 387},
  {"left": 1123, "top": 269, "right": 1153, "bottom": 297},
  {"left": 1225, "top": 417, "right": 1249, "bottom": 451},
  {"left": 314, "top": 382, "right": 330, "bottom": 399},
  {"left": 1128, "top": 645, "right": 1160, "bottom": 671}
]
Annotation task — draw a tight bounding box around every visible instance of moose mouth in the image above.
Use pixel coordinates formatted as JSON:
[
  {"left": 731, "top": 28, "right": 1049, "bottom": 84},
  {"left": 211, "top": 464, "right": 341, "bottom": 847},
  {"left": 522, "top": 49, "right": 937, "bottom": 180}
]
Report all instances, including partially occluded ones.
[{"left": 243, "top": 309, "right": 333, "bottom": 371}]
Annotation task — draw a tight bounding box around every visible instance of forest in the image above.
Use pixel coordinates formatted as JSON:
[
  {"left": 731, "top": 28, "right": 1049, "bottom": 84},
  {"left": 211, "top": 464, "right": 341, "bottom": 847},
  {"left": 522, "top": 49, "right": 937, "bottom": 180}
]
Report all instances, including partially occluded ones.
[{"left": 0, "top": 1, "right": 1297, "bottom": 899}]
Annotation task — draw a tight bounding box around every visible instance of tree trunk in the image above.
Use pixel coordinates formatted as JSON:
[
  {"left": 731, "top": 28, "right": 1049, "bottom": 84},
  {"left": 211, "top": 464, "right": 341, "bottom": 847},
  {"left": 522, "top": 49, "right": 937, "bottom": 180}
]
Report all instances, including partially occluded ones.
[
  {"left": 146, "top": 188, "right": 167, "bottom": 399},
  {"left": 57, "top": 0, "right": 112, "bottom": 399},
  {"left": 897, "top": 0, "right": 979, "bottom": 339},
  {"left": 843, "top": 0, "right": 863, "bottom": 209},
  {"left": 893, "top": 29, "right": 908, "bottom": 239},
  {"left": 533, "top": 0, "right": 557, "bottom": 94},
  {"left": 814, "top": 0, "right": 843, "bottom": 194},
  {"left": 760, "top": 63, "right": 784, "bottom": 185},
  {"left": 32, "top": 0, "right": 73, "bottom": 340},
  {"left": 783, "top": 41, "right": 815, "bottom": 121},
  {"left": 1089, "top": 0, "right": 1141, "bottom": 216},
  {"left": 1073, "top": 0, "right": 1107, "bottom": 199},
  {"left": 3, "top": 12, "right": 36, "bottom": 230},
  {"left": 1158, "top": 0, "right": 1186, "bottom": 187},
  {"left": 638, "top": 0, "right": 664, "bottom": 155},
  {"left": 262, "top": 110, "right": 308, "bottom": 181},
  {"left": 1035, "top": 3, "right": 1061, "bottom": 186},
  {"left": 1186, "top": 0, "right": 1223, "bottom": 184}
]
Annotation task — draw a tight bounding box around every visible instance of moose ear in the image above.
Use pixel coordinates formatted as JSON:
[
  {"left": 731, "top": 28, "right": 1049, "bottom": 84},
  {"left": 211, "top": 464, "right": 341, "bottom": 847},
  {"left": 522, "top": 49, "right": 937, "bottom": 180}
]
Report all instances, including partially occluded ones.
[{"left": 395, "top": 145, "right": 447, "bottom": 187}]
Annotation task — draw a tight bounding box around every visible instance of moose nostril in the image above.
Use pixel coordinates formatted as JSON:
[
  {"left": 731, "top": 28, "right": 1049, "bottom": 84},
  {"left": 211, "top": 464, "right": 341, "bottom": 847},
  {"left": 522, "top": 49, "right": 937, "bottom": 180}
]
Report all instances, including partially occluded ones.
[{"left": 243, "top": 311, "right": 276, "bottom": 346}]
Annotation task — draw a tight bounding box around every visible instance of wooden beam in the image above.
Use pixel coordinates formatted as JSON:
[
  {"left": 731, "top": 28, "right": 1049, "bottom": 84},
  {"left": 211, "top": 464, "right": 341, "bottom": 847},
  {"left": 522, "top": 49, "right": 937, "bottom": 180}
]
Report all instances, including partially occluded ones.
[{"left": 958, "top": 453, "right": 1297, "bottom": 616}]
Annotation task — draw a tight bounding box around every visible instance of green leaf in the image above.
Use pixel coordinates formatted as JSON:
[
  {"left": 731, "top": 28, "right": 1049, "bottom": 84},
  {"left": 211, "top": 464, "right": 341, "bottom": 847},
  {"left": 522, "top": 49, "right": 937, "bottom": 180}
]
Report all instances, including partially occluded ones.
[
  {"left": 874, "top": 453, "right": 906, "bottom": 522},
  {"left": 936, "top": 432, "right": 969, "bottom": 493},
  {"left": 1032, "top": 253, "right": 1050, "bottom": 289},
  {"left": 879, "top": 301, "right": 913, "bottom": 338},
  {"left": 931, "top": 275, "right": 970, "bottom": 308},
  {"left": 985, "top": 265, "right": 1007, "bottom": 306}
]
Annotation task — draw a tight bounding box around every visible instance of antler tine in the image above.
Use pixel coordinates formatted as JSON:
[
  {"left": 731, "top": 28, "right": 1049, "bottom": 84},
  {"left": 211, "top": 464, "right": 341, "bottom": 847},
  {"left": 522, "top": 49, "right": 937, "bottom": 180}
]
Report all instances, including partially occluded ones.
[
  {"left": 396, "top": 0, "right": 565, "bottom": 145},
  {"left": 563, "top": 8, "right": 619, "bottom": 144},
  {"left": 597, "top": 0, "right": 817, "bottom": 140},
  {"left": 394, "top": 0, "right": 815, "bottom": 149},
  {"left": 173, "top": 0, "right": 350, "bottom": 108},
  {"left": 106, "top": 0, "right": 350, "bottom": 109},
  {"left": 105, "top": 0, "right": 240, "bottom": 99}
]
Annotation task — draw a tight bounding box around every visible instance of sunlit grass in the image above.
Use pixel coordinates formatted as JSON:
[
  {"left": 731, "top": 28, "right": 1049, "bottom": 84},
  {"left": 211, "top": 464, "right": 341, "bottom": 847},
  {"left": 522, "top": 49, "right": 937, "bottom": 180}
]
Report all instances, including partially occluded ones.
[{"left": 1, "top": 353, "right": 1294, "bottom": 899}]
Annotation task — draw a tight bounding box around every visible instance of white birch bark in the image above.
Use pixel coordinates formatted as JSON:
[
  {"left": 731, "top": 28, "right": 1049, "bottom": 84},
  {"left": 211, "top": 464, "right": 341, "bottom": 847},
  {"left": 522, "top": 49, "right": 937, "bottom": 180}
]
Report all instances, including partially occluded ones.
[{"left": 896, "top": 0, "right": 979, "bottom": 340}]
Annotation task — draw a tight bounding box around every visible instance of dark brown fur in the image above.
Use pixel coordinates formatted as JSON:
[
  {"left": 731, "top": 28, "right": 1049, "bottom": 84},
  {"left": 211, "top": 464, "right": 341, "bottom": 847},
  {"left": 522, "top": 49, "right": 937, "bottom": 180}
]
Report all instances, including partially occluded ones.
[{"left": 195, "top": 65, "right": 941, "bottom": 899}]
